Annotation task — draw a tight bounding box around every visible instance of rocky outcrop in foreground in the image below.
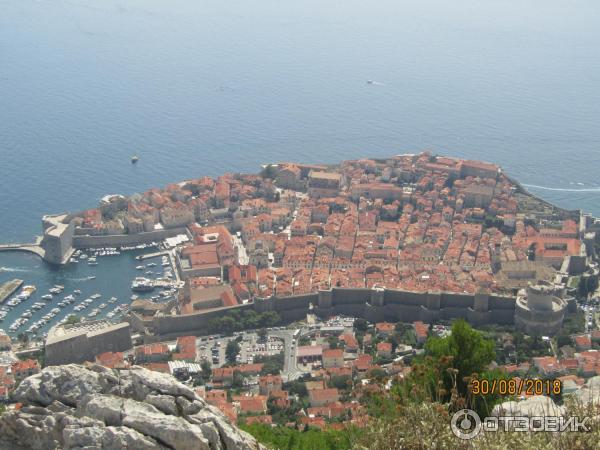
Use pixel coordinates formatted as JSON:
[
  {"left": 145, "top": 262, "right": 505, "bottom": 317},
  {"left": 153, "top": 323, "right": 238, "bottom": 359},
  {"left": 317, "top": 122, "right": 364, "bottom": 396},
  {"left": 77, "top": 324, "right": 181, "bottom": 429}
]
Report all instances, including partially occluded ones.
[{"left": 0, "top": 364, "right": 263, "bottom": 450}]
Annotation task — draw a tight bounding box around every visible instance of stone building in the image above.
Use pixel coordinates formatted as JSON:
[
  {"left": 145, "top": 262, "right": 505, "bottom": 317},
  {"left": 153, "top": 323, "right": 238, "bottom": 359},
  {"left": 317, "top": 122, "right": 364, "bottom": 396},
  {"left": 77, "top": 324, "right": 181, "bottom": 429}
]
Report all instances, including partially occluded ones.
[
  {"left": 307, "top": 171, "right": 342, "bottom": 198},
  {"left": 45, "top": 320, "right": 132, "bottom": 366},
  {"left": 514, "top": 283, "right": 567, "bottom": 336},
  {"left": 41, "top": 214, "right": 74, "bottom": 265}
]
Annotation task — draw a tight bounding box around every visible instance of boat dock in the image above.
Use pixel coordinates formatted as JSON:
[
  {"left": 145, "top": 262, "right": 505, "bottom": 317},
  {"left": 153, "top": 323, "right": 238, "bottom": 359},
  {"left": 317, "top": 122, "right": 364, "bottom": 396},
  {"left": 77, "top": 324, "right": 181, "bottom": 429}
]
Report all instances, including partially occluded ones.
[
  {"left": 136, "top": 249, "right": 180, "bottom": 282},
  {"left": 136, "top": 251, "right": 168, "bottom": 261},
  {"left": 0, "top": 279, "right": 24, "bottom": 304}
]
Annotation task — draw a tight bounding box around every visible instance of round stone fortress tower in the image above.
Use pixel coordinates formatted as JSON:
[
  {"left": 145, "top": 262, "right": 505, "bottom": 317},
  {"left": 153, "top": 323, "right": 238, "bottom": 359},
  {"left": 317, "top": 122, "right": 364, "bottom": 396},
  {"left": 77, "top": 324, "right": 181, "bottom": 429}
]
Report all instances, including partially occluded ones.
[{"left": 514, "top": 282, "right": 567, "bottom": 336}]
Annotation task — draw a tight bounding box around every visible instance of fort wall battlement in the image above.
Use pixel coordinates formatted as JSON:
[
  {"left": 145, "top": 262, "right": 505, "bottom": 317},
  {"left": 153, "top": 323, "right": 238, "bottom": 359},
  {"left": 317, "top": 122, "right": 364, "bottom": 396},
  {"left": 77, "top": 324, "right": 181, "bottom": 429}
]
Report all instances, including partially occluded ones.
[{"left": 148, "top": 286, "right": 517, "bottom": 338}]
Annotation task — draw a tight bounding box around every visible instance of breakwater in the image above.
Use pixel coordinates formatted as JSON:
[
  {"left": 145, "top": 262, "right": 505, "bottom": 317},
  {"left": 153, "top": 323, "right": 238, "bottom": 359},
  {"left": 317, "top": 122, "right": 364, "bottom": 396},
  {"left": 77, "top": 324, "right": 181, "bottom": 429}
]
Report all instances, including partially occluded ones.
[{"left": 0, "top": 279, "right": 24, "bottom": 304}]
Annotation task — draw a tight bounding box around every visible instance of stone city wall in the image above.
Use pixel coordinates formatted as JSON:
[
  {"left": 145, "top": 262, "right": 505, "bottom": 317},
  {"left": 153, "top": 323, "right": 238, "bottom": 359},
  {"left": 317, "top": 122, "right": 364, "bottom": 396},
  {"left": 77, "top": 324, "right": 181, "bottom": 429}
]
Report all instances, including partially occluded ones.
[
  {"left": 45, "top": 324, "right": 132, "bottom": 366},
  {"left": 151, "top": 303, "right": 254, "bottom": 337},
  {"left": 149, "top": 286, "right": 518, "bottom": 339}
]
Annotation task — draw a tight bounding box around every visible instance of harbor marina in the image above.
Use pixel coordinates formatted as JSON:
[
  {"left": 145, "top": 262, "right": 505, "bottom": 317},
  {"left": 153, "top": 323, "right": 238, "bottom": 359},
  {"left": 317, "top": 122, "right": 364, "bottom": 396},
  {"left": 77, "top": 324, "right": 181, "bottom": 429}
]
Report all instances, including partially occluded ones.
[{"left": 0, "top": 240, "right": 179, "bottom": 341}]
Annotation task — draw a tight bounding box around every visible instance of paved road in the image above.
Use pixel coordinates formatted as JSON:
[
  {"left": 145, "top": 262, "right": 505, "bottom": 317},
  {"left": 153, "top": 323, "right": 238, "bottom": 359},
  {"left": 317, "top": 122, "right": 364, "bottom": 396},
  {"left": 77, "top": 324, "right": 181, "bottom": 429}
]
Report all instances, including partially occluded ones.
[
  {"left": 270, "top": 327, "right": 315, "bottom": 381},
  {"left": 233, "top": 236, "right": 249, "bottom": 265},
  {"left": 269, "top": 329, "right": 297, "bottom": 381}
]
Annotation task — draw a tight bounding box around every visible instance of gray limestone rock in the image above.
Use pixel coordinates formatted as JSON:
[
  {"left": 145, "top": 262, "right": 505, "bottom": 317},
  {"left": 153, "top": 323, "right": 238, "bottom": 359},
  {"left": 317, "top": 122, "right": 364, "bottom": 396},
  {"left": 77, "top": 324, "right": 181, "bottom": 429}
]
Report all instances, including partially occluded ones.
[
  {"left": 0, "top": 409, "right": 62, "bottom": 449},
  {"left": 130, "top": 366, "right": 197, "bottom": 401},
  {"left": 0, "top": 364, "right": 263, "bottom": 450},
  {"left": 146, "top": 393, "right": 179, "bottom": 416},
  {"left": 176, "top": 396, "right": 203, "bottom": 416},
  {"left": 189, "top": 409, "right": 262, "bottom": 450},
  {"left": 63, "top": 425, "right": 166, "bottom": 450},
  {"left": 14, "top": 365, "right": 104, "bottom": 407},
  {"left": 196, "top": 421, "right": 224, "bottom": 450},
  {"left": 78, "top": 395, "right": 124, "bottom": 426},
  {"left": 121, "top": 398, "right": 210, "bottom": 450}
]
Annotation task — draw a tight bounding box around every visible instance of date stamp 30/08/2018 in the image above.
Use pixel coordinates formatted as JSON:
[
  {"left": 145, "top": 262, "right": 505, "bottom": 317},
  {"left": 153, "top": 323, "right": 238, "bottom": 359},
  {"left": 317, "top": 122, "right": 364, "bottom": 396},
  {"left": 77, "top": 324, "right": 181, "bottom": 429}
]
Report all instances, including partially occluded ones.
[{"left": 470, "top": 378, "right": 562, "bottom": 397}]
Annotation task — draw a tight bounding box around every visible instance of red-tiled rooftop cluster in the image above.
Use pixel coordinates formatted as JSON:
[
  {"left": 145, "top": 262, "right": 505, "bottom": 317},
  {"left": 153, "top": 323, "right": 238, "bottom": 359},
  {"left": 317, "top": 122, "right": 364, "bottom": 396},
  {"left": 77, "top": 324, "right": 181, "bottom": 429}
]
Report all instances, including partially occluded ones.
[{"left": 76, "top": 152, "right": 581, "bottom": 302}]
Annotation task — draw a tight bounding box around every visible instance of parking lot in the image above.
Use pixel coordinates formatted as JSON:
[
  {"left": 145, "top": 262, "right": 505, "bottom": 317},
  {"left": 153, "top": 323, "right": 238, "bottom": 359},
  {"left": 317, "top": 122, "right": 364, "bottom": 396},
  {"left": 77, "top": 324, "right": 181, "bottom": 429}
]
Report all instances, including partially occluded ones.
[{"left": 196, "top": 331, "right": 284, "bottom": 368}]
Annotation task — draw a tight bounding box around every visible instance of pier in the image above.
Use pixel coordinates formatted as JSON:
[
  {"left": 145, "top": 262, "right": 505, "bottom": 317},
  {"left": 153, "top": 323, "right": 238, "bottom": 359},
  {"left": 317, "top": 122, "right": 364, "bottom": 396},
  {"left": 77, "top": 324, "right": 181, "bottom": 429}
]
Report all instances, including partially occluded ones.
[
  {"left": 136, "top": 249, "right": 180, "bottom": 282},
  {"left": 0, "top": 236, "right": 46, "bottom": 259},
  {"left": 0, "top": 279, "right": 24, "bottom": 304},
  {"left": 135, "top": 251, "right": 168, "bottom": 261}
]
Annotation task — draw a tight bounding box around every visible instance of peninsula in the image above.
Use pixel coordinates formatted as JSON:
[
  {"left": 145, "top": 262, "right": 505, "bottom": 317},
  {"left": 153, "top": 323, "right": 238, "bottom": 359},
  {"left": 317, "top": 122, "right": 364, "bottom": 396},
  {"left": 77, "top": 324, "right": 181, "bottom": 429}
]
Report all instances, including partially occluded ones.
[
  {"left": 2, "top": 152, "right": 600, "bottom": 446},
  {"left": 25, "top": 153, "right": 599, "bottom": 342}
]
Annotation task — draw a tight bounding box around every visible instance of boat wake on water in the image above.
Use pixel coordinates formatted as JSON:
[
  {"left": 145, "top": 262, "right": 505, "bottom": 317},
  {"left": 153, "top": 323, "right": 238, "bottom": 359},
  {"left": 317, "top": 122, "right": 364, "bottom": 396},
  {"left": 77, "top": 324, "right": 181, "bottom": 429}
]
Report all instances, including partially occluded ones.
[
  {"left": 522, "top": 184, "right": 600, "bottom": 193},
  {"left": 0, "top": 266, "right": 31, "bottom": 273},
  {"left": 66, "top": 276, "right": 97, "bottom": 282}
]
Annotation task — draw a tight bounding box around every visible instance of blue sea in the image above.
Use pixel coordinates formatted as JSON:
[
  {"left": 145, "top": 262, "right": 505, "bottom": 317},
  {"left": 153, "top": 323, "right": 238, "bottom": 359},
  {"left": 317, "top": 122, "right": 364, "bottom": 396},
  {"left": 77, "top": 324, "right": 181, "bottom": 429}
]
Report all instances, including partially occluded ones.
[{"left": 1, "top": 0, "right": 599, "bottom": 337}]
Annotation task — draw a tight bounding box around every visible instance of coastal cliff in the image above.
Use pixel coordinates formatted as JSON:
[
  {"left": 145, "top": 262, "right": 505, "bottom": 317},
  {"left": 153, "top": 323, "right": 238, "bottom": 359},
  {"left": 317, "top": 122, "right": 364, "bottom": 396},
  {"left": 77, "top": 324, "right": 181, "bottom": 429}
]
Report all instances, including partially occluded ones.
[{"left": 0, "top": 364, "right": 263, "bottom": 450}]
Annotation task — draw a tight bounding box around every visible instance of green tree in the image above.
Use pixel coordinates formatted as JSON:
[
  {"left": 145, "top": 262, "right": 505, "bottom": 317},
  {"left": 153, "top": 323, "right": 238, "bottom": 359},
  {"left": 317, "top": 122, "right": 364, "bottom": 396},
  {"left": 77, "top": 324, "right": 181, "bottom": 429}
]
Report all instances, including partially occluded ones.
[
  {"left": 65, "top": 314, "right": 81, "bottom": 325},
  {"left": 225, "top": 340, "right": 241, "bottom": 365},
  {"left": 260, "top": 164, "right": 277, "bottom": 179},
  {"left": 37, "top": 351, "right": 46, "bottom": 369},
  {"left": 354, "top": 318, "right": 368, "bottom": 332},
  {"left": 578, "top": 277, "right": 589, "bottom": 298},
  {"left": 258, "top": 311, "right": 280, "bottom": 328},
  {"left": 588, "top": 276, "right": 599, "bottom": 295},
  {"left": 17, "top": 332, "right": 28, "bottom": 346},
  {"left": 368, "top": 367, "right": 387, "bottom": 381},
  {"left": 208, "top": 310, "right": 281, "bottom": 334},
  {"left": 425, "top": 319, "right": 495, "bottom": 395},
  {"left": 232, "top": 370, "right": 245, "bottom": 388},
  {"left": 329, "top": 375, "right": 352, "bottom": 390},
  {"left": 556, "top": 334, "right": 571, "bottom": 348},
  {"left": 256, "top": 352, "right": 284, "bottom": 375},
  {"left": 327, "top": 336, "right": 340, "bottom": 349},
  {"left": 283, "top": 379, "right": 308, "bottom": 398},
  {"left": 221, "top": 316, "right": 237, "bottom": 334},
  {"left": 257, "top": 328, "right": 268, "bottom": 342},
  {"left": 298, "top": 336, "right": 311, "bottom": 346},
  {"left": 201, "top": 360, "right": 212, "bottom": 379},
  {"left": 241, "top": 423, "right": 353, "bottom": 450},
  {"left": 243, "top": 310, "right": 260, "bottom": 329},
  {"left": 267, "top": 396, "right": 303, "bottom": 425}
]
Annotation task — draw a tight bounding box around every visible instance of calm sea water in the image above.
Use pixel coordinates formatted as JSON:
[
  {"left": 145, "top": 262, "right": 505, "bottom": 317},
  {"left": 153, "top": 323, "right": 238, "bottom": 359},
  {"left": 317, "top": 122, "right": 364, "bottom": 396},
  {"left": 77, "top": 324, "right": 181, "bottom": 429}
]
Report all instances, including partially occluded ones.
[{"left": 1, "top": 0, "right": 599, "bottom": 336}]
